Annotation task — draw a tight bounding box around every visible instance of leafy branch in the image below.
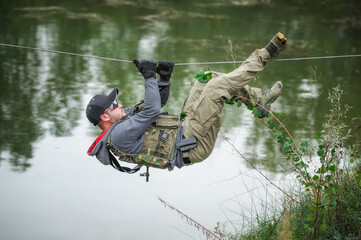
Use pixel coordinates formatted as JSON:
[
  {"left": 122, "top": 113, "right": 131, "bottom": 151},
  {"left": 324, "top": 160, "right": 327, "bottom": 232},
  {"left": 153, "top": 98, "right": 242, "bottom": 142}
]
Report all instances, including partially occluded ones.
[{"left": 232, "top": 84, "right": 361, "bottom": 238}]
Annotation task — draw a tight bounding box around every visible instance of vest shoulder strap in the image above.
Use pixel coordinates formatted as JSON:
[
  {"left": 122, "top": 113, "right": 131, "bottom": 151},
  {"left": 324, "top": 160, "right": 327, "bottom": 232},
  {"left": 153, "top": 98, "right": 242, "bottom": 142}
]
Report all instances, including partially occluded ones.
[{"left": 108, "top": 149, "right": 142, "bottom": 174}]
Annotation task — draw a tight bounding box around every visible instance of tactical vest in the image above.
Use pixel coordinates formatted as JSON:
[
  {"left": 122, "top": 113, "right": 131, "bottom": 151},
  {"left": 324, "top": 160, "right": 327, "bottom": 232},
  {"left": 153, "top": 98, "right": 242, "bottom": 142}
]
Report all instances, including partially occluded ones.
[{"left": 106, "top": 114, "right": 180, "bottom": 169}]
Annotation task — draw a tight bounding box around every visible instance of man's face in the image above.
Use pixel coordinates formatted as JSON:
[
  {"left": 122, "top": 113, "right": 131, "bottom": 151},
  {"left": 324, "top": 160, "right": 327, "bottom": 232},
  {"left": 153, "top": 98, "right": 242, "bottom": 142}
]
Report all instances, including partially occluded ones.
[{"left": 104, "top": 100, "right": 127, "bottom": 123}]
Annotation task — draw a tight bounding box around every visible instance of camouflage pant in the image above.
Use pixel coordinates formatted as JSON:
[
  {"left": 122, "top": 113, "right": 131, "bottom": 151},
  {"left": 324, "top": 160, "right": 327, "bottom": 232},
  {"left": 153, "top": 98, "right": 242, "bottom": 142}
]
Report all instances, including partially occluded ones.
[{"left": 181, "top": 48, "right": 271, "bottom": 163}]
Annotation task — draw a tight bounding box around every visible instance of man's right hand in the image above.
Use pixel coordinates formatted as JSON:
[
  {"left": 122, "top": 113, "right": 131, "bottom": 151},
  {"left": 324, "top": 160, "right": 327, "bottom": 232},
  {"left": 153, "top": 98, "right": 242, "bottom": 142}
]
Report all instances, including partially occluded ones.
[{"left": 133, "top": 59, "right": 157, "bottom": 79}]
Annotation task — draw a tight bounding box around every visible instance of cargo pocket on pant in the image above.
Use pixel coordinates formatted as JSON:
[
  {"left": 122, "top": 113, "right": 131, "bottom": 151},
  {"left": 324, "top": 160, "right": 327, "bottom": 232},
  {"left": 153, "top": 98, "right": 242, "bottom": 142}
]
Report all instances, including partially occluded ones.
[{"left": 189, "top": 96, "right": 221, "bottom": 137}]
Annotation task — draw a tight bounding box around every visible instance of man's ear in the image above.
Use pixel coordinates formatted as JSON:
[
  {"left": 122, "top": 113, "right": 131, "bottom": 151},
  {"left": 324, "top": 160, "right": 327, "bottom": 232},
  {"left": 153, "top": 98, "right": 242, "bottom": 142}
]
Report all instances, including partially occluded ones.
[{"left": 100, "top": 113, "right": 110, "bottom": 122}]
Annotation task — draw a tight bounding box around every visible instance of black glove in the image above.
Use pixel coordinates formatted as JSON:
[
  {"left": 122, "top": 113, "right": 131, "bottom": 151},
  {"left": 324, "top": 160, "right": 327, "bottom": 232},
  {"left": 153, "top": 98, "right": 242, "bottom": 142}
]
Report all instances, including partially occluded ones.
[
  {"left": 133, "top": 59, "right": 157, "bottom": 79},
  {"left": 156, "top": 60, "right": 174, "bottom": 82}
]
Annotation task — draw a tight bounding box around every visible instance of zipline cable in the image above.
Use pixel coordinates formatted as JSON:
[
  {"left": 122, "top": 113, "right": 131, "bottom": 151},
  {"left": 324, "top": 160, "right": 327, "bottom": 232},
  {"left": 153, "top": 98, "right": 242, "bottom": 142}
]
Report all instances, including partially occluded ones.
[
  {"left": 176, "top": 54, "right": 361, "bottom": 65},
  {"left": 0, "top": 43, "right": 133, "bottom": 63},
  {"left": 1, "top": 42, "right": 361, "bottom": 66}
]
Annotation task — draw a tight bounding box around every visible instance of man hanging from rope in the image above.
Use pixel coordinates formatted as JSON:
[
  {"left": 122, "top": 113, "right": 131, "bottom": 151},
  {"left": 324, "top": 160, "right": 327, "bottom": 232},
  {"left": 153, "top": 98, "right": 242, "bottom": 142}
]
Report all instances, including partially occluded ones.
[{"left": 86, "top": 32, "right": 287, "bottom": 174}]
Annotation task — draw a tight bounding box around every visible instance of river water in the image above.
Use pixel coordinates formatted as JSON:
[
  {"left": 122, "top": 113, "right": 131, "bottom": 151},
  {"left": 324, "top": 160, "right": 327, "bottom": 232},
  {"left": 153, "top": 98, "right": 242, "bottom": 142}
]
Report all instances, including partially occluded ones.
[{"left": 1, "top": 0, "right": 360, "bottom": 239}]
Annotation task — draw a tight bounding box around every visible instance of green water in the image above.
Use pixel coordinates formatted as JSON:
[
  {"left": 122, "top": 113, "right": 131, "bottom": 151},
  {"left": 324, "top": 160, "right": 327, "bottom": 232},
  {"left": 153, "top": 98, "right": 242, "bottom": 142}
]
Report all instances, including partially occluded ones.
[{"left": 0, "top": 0, "right": 360, "bottom": 239}]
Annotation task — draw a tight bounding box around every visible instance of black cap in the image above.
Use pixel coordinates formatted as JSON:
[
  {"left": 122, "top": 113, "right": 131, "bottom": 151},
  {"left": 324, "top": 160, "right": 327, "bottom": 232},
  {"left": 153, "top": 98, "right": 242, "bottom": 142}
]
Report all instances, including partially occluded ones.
[{"left": 86, "top": 88, "right": 119, "bottom": 126}]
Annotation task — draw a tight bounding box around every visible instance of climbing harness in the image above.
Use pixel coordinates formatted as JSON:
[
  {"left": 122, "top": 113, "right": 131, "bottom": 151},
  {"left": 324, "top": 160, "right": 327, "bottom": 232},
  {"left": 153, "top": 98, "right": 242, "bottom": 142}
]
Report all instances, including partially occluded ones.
[{"left": 1, "top": 42, "right": 361, "bottom": 65}]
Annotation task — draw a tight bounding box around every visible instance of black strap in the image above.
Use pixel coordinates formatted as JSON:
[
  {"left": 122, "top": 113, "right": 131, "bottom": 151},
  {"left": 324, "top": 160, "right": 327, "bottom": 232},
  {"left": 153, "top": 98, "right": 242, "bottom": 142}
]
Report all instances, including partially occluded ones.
[
  {"left": 176, "top": 136, "right": 197, "bottom": 152},
  {"left": 108, "top": 151, "right": 142, "bottom": 174}
]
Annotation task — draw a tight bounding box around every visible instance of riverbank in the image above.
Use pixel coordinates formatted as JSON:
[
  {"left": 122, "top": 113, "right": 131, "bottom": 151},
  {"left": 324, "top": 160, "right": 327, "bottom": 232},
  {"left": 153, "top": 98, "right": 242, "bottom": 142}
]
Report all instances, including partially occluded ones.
[{"left": 216, "top": 85, "right": 361, "bottom": 239}]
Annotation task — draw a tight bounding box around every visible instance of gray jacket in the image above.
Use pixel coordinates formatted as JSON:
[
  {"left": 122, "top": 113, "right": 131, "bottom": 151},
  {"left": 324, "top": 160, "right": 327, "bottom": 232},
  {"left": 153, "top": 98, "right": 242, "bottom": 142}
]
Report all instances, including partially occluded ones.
[{"left": 87, "top": 78, "right": 184, "bottom": 170}]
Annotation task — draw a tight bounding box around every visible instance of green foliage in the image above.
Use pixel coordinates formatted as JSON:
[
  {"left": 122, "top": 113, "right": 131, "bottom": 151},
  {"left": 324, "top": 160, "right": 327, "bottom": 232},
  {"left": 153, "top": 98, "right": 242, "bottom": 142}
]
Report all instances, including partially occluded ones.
[
  {"left": 246, "top": 102, "right": 263, "bottom": 118},
  {"left": 264, "top": 85, "right": 360, "bottom": 239},
  {"left": 179, "top": 112, "right": 187, "bottom": 120},
  {"left": 216, "top": 216, "right": 279, "bottom": 240},
  {"left": 221, "top": 84, "right": 361, "bottom": 239},
  {"left": 290, "top": 174, "right": 361, "bottom": 240},
  {"left": 194, "top": 70, "right": 213, "bottom": 83},
  {"left": 222, "top": 96, "right": 242, "bottom": 107}
]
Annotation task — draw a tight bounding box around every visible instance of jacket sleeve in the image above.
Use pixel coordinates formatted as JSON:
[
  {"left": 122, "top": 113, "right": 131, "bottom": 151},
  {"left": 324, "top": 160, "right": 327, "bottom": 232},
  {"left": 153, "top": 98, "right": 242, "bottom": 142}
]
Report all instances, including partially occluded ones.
[{"left": 109, "top": 78, "right": 161, "bottom": 153}]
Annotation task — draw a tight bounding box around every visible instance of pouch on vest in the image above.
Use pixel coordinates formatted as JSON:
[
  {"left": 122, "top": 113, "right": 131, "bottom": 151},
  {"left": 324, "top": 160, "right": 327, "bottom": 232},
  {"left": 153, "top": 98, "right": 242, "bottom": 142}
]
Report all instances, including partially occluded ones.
[
  {"left": 154, "top": 114, "right": 179, "bottom": 128},
  {"left": 107, "top": 114, "right": 180, "bottom": 169}
]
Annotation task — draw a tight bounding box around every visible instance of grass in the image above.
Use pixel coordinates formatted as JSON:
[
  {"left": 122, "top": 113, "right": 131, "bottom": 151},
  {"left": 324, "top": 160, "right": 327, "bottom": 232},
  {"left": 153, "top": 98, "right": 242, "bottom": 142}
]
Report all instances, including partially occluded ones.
[{"left": 229, "top": 172, "right": 361, "bottom": 240}]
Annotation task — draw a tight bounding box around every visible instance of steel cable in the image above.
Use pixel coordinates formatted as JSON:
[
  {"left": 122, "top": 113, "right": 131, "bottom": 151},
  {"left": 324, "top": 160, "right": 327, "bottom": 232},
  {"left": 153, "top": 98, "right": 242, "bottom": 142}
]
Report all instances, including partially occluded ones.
[{"left": 1, "top": 42, "right": 361, "bottom": 66}]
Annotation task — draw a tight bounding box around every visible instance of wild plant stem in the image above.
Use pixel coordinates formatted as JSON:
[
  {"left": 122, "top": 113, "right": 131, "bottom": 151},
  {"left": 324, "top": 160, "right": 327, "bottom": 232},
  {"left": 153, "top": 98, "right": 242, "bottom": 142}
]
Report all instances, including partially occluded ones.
[
  {"left": 266, "top": 207, "right": 287, "bottom": 240},
  {"left": 223, "top": 137, "right": 298, "bottom": 203},
  {"left": 158, "top": 197, "right": 223, "bottom": 240}
]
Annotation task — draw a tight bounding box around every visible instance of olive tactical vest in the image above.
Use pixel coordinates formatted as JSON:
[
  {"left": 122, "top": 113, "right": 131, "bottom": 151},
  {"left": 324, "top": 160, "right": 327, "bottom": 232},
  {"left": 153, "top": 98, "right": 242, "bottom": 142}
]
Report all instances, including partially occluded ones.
[{"left": 106, "top": 114, "right": 180, "bottom": 169}]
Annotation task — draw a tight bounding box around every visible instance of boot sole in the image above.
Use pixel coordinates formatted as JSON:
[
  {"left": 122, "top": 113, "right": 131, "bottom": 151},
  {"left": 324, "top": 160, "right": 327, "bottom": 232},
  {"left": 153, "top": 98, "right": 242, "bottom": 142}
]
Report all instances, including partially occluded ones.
[{"left": 268, "top": 81, "right": 283, "bottom": 106}]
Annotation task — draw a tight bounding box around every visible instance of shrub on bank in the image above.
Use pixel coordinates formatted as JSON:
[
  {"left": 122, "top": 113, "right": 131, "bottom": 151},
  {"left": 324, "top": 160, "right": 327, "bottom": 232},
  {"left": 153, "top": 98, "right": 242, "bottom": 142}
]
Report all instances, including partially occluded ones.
[{"left": 217, "top": 84, "right": 361, "bottom": 239}]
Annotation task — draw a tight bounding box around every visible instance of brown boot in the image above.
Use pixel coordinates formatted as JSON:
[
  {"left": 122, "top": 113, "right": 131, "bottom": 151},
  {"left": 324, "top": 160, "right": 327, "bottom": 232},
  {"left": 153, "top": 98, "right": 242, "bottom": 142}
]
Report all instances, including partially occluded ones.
[
  {"left": 265, "top": 32, "right": 287, "bottom": 58},
  {"left": 258, "top": 81, "right": 283, "bottom": 118}
]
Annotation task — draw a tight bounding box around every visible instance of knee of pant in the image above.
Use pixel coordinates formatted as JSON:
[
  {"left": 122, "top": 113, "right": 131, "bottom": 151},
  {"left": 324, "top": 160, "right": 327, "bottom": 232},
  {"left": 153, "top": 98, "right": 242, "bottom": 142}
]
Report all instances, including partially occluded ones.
[
  {"left": 187, "top": 96, "right": 222, "bottom": 137},
  {"left": 188, "top": 147, "right": 212, "bottom": 164},
  {"left": 183, "top": 130, "right": 217, "bottom": 164},
  {"left": 189, "top": 138, "right": 216, "bottom": 163},
  {"left": 203, "top": 78, "right": 233, "bottom": 100}
]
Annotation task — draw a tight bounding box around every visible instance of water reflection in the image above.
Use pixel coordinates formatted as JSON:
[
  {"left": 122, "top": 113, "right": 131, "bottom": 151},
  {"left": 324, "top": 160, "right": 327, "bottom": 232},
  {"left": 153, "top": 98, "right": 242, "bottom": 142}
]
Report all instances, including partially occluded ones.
[
  {"left": 0, "top": 0, "right": 360, "bottom": 174},
  {"left": 1, "top": 1, "right": 361, "bottom": 240}
]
